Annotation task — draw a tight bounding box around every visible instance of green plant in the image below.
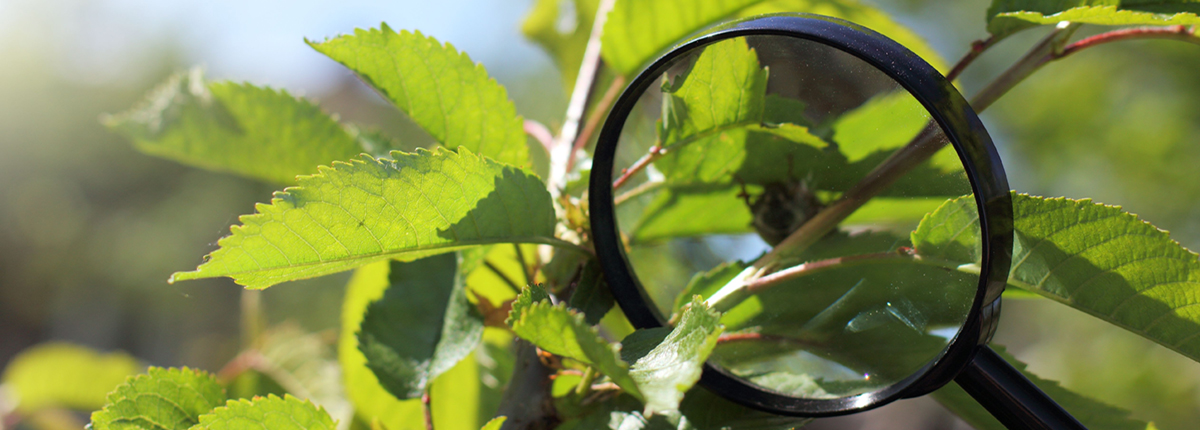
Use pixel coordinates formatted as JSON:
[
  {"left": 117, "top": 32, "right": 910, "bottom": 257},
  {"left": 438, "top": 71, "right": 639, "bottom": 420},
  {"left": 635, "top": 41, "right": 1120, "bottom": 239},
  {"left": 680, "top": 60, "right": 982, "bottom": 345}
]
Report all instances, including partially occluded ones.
[{"left": 2, "top": 1, "right": 1199, "bottom": 429}]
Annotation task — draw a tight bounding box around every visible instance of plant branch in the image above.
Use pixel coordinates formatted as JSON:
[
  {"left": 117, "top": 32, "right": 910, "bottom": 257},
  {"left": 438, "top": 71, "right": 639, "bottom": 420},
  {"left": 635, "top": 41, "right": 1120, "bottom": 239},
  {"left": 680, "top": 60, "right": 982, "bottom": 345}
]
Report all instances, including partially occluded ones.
[
  {"left": 567, "top": 75, "right": 627, "bottom": 172},
  {"left": 495, "top": 340, "right": 560, "bottom": 430},
  {"left": 1060, "top": 25, "right": 1200, "bottom": 56},
  {"left": 513, "top": 243, "right": 534, "bottom": 286},
  {"left": 614, "top": 179, "right": 664, "bottom": 206},
  {"left": 549, "top": 0, "right": 616, "bottom": 196},
  {"left": 611, "top": 145, "right": 664, "bottom": 190},
  {"left": 240, "top": 289, "right": 264, "bottom": 350},
  {"left": 946, "top": 36, "right": 996, "bottom": 81}
]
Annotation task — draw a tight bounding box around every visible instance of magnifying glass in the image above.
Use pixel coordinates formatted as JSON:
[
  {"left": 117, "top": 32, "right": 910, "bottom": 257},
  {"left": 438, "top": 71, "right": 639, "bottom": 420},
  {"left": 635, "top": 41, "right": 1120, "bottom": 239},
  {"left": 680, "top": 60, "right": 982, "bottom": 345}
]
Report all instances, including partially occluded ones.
[{"left": 589, "top": 14, "right": 1086, "bottom": 429}]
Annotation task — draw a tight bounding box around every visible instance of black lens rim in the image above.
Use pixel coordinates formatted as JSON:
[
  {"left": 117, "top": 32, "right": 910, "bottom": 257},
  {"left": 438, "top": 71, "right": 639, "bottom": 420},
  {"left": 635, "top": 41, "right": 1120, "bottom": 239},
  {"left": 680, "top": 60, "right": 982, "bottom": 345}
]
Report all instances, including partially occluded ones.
[{"left": 588, "top": 13, "right": 1013, "bottom": 417}]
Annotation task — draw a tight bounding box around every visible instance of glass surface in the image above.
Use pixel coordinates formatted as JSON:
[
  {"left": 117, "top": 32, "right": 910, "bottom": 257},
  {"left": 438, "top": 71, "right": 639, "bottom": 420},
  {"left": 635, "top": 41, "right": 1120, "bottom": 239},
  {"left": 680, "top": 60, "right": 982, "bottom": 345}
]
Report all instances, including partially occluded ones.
[{"left": 609, "top": 35, "right": 982, "bottom": 399}]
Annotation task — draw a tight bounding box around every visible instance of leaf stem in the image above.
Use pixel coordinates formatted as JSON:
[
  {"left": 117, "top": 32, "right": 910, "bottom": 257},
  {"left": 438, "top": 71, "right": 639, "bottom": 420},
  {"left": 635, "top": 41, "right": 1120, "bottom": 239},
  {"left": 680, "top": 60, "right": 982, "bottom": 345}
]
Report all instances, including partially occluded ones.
[
  {"left": 485, "top": 260, "right": 523, "bottom": 294},
  {"left": 240, "top": 289, "right": 265, "bottom": 350},
  {"left": 946, "top": 36, "right": 997, "bottom": 81},
  {"left": 574, "top": 366, "right": 598, "bottom": 396},
  {"left": 513, "top": 243, "right": 534, "bottom": 286},
  {"left": 422, "top": 390, "right": 434, "bottom": 430},
  {"left": 567, "top": 75, "right": 627, "bottom": 173}
]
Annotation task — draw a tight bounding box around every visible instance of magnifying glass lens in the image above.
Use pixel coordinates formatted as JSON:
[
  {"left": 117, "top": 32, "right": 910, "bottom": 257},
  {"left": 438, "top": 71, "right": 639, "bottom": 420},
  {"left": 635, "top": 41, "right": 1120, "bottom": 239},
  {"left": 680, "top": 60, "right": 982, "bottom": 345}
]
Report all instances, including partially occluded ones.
[{"left": 610, "top": 35, "right": 982, "bottom": 399}]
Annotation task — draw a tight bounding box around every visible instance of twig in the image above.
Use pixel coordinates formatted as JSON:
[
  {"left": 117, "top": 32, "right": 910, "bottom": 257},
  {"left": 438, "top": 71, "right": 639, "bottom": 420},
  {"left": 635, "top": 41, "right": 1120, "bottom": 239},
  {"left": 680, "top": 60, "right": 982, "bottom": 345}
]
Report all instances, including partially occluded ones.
[
  {"left": 1060, "top": 25, "right": 1200, "bottom": 56},
  {"left": 716, "top": 332, "right": 820, "bottom": 348},
  {"left": 613, "top": 179, "right": 664, "bottom": 206},
  {"left": 611, "top": 145, "right": 664, "bottom": 190},
  {"left": 422, "top": 391, "right": 434, "bottom": 430},
  {"left": 946, "top": 36, "right": 996, "bottom": 81},
  {"left": 566, "top": 75, "right": 627, "bottom": 172},
  {"left": 485, "top": 260, "right": 522, "bottom": 294},
  {"left": 525, "top": 119, "right": 555, "bottom": 155},
  {"left": 549, "top": 0, "right": 617, "bottom": 195},
  {"left": 240, "top": 289, "right": 264, "bottom": 350}
]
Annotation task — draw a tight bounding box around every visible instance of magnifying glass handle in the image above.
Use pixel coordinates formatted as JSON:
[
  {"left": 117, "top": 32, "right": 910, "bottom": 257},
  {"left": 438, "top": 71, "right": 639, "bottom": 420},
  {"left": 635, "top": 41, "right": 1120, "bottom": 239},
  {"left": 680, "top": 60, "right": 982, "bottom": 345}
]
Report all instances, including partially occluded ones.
[{"left": 954, "top": 346, "right": 1088, "bottom": 430}]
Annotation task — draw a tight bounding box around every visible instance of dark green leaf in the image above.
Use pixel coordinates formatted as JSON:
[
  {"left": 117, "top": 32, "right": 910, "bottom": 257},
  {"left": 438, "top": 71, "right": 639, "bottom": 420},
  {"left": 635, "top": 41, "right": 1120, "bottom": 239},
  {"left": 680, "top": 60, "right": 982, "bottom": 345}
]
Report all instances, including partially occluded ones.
[
  {"left": 104, "top": 69, "right": 364, "bottom": 184},
  {"left": 932, "top": 345, "right": 1155, "bottom": 430},
  {"left": 191, "top": 395, "right": 334, "bottom": 430},
  {"left": 987, "top": 1, "right": 1200, "bottom": 40},
  {"left": 89, "top": 367, "right": 226, "bottom": 430},
  {"left": 170, "top": 148, "right": 559, "bottom": 289},
  {"left": 569, "top": 260, "right": 616, "bottom": 325},
  {"left": 309, "top": 26, "right": 529, "bottom": 167},
  {"left": 357, "top": 253, "right": 483, "bottom": 399}
]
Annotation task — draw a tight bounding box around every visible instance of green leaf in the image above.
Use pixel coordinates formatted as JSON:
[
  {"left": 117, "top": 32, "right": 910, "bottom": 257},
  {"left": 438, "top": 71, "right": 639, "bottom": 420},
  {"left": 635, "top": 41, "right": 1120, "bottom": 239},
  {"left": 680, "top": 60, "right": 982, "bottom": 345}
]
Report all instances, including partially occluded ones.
[
  {"left": 987, "top": 2, "right": 1200, "bottom": 40},
  {"left": 104, "top": 68, "right": 363, "bottom": 185},
  {"left": 309, "top": 26, "right": 529, "bottom": 167},
  {"left": 358, "top": 253, "right": 483, "bottom": 399},
  {"left": 170, "top": 148, "right": 558, "bottom": 289},
  {"left": 932, "top": 345, "right": 1155, "bottom": 430},
  {"left": 601, "top": 0, "right": 946, "bottom": 77},
  {"left": 625, "top": 297, "right": 724, "bottom": 415},
  {"left": 631, "top": 185, "right": 753, "bottom": 243},
  {"left": 915, "top": 193, "right": 1200, "bottom": 365},
  {"left": 568, "top": 259, "right": 616, "bottom": 325},
  {"left": 521, "top": 0, "right": 600, "bottom": 92},
  {"left": 659, "top": 38, "right": 767, "bottom": 150},
  {"left": 89, "top": 367, "right": 226, "bottom": 430},
  {"left": 480, "top": 416, "right": 506, "bottom": 430},
  {"left": 0, "top": 343, "right": 141, "bottom": 413},
  {"left": 250, "top": 324, "right": 350, "bottom": 423},
  {"left": 507, "top": 295, "right": 644, "bottom": 399},
  {"left": 191, "top": 395, "right": 334, "bottom": 430},
  {"left": 339, "top": 260, "right": 491, "bottom": 430},
  {"left": 831, "top": 90, "right": 928, "bottom": 164},
  {"left": 558, "top": 390, "right": 810, "bottom": 430}
]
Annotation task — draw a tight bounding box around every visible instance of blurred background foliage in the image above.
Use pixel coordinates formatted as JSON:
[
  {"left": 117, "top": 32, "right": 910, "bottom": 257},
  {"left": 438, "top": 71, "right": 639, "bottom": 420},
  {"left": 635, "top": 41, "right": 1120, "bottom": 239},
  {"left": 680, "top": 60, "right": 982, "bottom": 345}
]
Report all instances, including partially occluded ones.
[{"left": 0, "top": 0, "right": 1197, "bottom": 428}]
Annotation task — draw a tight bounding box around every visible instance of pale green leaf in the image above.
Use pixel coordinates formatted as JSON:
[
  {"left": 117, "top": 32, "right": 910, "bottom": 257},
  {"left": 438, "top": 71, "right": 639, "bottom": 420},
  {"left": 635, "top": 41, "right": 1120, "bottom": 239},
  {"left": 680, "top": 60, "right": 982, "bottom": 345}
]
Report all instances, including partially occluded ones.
[
  {"left": 988, "top": 2, "right": 1200, "bottom": 40},
  {"left": 358, "top": 254, "right": 483, "bottom": 399},
  {"left": 601, "top": 0, "right": 945, "bottom": 77},
  {"left": 507, "top": 293, "right": 644, "bottom": 399},
  {"left": 191, "top": 395, "right": 334, "bottom": 430},
  {"left": 169, "top": 148, "right": 558, "bottom": 289},
  {"left": 252, "top": 324, "right": 350, "bottom": 425},
  {"left": 89, "top": 367, "right": 226, "bottom": 430},
  {"left": 339, "top": 261, "right": 489, "bottom": 430},
  {"left": 480, "top": 416, "right": 506, "bottom": 430},
  {"left": 831, "top": 90, "right": 928, "bottom": 163},
  {"left": 104, "top": 68, "right": 363, "bottom": 185},
  {"left": 521, "top": 0, "right": 600, "bottom": 91},
  {"left": 932, "top": 345, "right": 1156, "bottom": 430},
  {"left": 626, "top": 297, "right": 724, "bottom": 415},
  {"left": 659, "top": 37, "right": 767, "bottom": 149},
  {"left": 0, "top": 343, "right": 141, "bottom": 413},
  {"left": 309, "top": 26, "right": 529, "bottom": 167},
  {"left": 914, "top": 193, "right": 1200, "bottom": 364}
]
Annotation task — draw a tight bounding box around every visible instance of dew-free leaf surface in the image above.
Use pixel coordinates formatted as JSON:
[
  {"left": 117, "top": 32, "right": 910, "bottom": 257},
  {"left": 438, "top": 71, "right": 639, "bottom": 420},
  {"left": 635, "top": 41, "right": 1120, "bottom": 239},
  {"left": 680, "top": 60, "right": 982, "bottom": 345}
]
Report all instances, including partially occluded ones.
[
  {"left": 191, "top": 395, "right": 335, "bottom": 430},
  {"left": 310, "top": 26, "right": 529, "bottom": 167},
  {"left": 987, "top": 1, "right": 1200, "bottom": 40},
  {"left": 89, "top": 367, "right": 225, "bottom": 430},
  {"left": 1, "top": 343, "right": 141, "bottom": 414},
  {"left": 105, "top": 69, "right": 363, "bottom": 185},
  {"left": 170, "top": 148, "right": 557, "bottom": 289}
]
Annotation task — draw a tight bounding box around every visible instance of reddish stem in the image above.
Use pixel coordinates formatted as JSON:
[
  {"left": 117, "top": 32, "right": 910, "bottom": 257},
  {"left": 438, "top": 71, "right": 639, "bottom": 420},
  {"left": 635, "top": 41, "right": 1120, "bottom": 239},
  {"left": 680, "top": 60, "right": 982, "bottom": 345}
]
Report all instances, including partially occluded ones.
[
  {"left": 422, "top": 391, "right": 434, "bottom": 430},
  {"left": 946, "top": 36, "right": 996, "bottom": 81},
  {"left": 525, "top": 119, "right": 555, "bottom": 155},
  {"left": 1060, "top": 25, "right": 1199, "bottom": 57},
  {"left": 611, "top": 145, "right": 664, "bottom": 190},
  {"left": 567, "top": 75, "right": 627, "bottom": 172}
]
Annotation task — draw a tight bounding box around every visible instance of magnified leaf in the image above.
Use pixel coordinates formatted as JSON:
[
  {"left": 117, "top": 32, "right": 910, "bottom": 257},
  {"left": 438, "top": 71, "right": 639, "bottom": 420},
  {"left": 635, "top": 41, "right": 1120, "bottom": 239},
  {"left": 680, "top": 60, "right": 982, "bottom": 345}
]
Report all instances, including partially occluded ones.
[
  {"left": 601, "top": 0, "right": 944, "bottom": 76},
  {"left": 987, "top": 1, "right": 1200, "bottom": 41},
  {"left": 915, "top": 193, "right": 1200, "bottom": 365},
  {"left": 89, "top": 367, "right": 226, "bottom": 430},
  {"left": 309, "top": 25, "right": 529, "bottom": 167},
  {"left": 932, "top": 345, "right": 1155, "bottom": 430},
  {"left": 170, "top": 148, "right": 558, "bottom": 289},
  {"left": 1, "top": 343, "right": 141, "bottom": 414},
  {"left": 191, "top": 395, "right": 335, "bottom": 430},
  {"left": 104, "top": 68, "right": 364, "bottom": 185}
]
